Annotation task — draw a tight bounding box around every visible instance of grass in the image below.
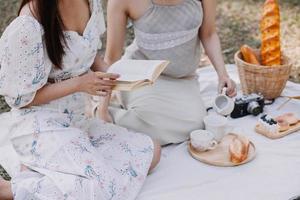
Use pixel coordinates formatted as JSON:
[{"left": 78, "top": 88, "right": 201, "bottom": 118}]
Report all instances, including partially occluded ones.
[{"left": 0, "top": 0, "right": 299, "bottom": 180}]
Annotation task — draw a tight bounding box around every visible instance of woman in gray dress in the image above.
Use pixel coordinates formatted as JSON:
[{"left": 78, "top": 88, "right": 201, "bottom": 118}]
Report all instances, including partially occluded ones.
[{"left": 100, "top": 0, "right": 237, "bottom": 145}]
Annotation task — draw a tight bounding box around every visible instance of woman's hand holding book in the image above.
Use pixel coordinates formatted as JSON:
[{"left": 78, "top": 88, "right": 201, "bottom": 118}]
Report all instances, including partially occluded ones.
[{"left": 77, "top": 71, "right": 120, "bottom": 96}]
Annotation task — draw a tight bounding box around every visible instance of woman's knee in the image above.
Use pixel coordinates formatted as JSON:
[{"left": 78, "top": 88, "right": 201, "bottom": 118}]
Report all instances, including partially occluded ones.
[{"left": 149, "top": 139, "right": 161, "bottom": 172}]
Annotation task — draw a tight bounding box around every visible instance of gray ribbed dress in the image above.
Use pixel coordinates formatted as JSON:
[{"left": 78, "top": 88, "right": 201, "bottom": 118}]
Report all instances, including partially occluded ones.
[{"left": 109, "top": 0, "right": 207, "bottom": 145}]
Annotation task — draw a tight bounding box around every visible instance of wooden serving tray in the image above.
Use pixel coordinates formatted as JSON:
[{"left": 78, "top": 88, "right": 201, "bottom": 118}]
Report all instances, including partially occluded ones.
[
  {"left": 255, "top": 121, "right": 300, "bottom": 139},
  {"left": 188, "top": 134, "right": 256, "bottom": 167}
]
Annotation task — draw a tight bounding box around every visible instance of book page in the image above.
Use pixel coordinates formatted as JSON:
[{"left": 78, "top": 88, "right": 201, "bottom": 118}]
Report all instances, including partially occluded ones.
[{"left": 107, "top": 60, "right": 168, "bottom": 82}]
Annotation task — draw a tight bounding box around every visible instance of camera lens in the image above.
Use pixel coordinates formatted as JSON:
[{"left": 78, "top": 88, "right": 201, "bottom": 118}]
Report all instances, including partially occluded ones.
[{"left": 247, "top": 101, "right": 262, "bottom": 116}]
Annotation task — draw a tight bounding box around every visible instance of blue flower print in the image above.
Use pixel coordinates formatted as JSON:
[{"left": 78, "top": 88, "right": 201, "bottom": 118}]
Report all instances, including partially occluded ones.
[
  {"left": 32, "top": 60, "right": 46, "bottom": 85},
  {"left": 46, "top": 118, "right": 70, "bottom": 128},
  {"left": 90, "top": 133, "right": 115, "bottom": 148},
  {"left": 71, "top": 141, "right": 91, "bottom": 154},
  {"left": 84, "top": 30, "right": 93, "bottom": 43},
  {"left": 120, "top": 163, "right": 138, "bottom": 179},
  {"left": 14, "top": 94, "right": 22, "bottom": 106},
  {"left": 30, "top": 140, "right": 41, "bottom": 161},
  {"left": 139, "top": 146, "right": 153, "bottom": 154},
  {"left": 120, "top": 143, "right": 134, "bottom": 156},
  {"left": 28, "top": 42, "right": 43, "bottom": 56},
  {"left": 63, "top": 109, "right": 74, "bottom": 122},
  {"left": 108, "top": 180, "right": 117, "bottom": 200},
  {"left": 84, "top": 165, "right": 101, "bottom": 182},
  {"left": 30, "top": 140, "right": 37, "bottom": 154},
  {"left": 127, "top": 165, "right": 138, "bottom": 178},
  {"left": 20, "top": 108, "right": 37, "bottom": 116}
]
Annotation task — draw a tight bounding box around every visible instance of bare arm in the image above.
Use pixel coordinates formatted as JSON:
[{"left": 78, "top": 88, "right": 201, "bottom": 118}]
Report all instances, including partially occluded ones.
[
  {"left": 199, "top": 0, "right": 236, "bottom": 97},
  {"left": 91, "top": 52, "right": 110, "bottom": 72},
  {"left": 27, "top": 77, "right": 80, "bottom": 107},
  {"left": 26, "top": 72, "right": 119, "bottom": 107},
  {"left": 104, "top": 0, "right": 129, "bottom": 65}
]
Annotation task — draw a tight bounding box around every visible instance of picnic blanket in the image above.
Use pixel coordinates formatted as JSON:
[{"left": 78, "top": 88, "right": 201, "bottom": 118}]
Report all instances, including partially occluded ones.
[
  {"left": 137, "top": 65, "right": 300, "bottom": 200},
  {"left": 0, "top": 65, "right": 299, "bottom": 200}
]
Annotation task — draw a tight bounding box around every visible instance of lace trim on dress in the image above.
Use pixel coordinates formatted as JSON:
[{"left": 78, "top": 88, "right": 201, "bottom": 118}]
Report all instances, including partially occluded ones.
[{"left": 134, "top": 24, "right": 200, "bottom": 50}]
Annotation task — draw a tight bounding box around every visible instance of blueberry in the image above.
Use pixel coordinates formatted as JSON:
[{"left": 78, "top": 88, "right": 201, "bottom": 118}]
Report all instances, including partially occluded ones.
[{"left": 261, "top": 114, "right": 267, "bottom": 120}]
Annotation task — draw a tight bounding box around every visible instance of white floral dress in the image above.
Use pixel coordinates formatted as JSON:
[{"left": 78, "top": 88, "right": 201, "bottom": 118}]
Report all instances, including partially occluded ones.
[{"left": 0, "top": 0, "right": 154, "bottom": 199}]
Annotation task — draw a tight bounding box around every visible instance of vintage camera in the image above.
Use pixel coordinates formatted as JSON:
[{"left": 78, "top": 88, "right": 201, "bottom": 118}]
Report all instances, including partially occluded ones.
[{"left": 231, "top": 93, "right": 265, "bottom": 118}]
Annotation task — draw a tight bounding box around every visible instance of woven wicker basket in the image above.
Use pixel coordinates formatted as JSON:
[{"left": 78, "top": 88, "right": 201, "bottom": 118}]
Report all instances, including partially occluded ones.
[{"left": 235, "top": 50, "right": 292, "bottom": 100}]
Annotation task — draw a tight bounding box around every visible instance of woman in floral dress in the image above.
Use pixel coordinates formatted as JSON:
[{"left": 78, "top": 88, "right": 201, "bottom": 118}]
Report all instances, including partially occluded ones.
[{"left": 0, "top": 0, "right": 160, "bottom": 199}]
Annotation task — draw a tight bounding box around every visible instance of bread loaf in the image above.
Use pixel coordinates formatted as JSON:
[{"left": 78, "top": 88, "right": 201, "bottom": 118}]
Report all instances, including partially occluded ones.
[
  {"left": 276, "top": 113, "right": 299, "bottom": 126},
  {"left": 240, "top": 45, "right": 260, "bottom": 65},
  {"left": 275, "top": 118, "right": 290, "bottom": 132},
  {"left": 260, "top": 0, "right": 281, "bottom": 66},
  {"left": 229, "top": 136, "right": 250, "bottom": 164}
]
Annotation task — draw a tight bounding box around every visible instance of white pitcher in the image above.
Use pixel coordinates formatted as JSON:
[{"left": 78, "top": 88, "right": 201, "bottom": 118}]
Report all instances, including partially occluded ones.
[{"left": 213, "top": 88, "right": 235, "bottom": 116}]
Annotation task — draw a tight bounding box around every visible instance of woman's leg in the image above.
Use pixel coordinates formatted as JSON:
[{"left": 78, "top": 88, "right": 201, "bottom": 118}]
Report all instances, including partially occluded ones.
[
  {"left": 88, "top": 119, "right": 161, "bottom": 173},
  {"left": 149, "top": 140, "right": 161, "bottom": 172},
  {"left": 98, "top": 93, "right": 114, "bottom": 123},
  {"left": 109, "top": 77, "right": 207, "bottom": 145},
  {"left": 0, "top": 179, "right": 13, "bottom": 200}
]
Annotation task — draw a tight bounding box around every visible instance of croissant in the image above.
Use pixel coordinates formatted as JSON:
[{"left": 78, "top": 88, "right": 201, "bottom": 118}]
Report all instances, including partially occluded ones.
[
  {"left": 260, "top": 0, "right": 281, "bottom": 66},
  {"left": 240, "top": 45, "right": 260, "bottom": 65}
]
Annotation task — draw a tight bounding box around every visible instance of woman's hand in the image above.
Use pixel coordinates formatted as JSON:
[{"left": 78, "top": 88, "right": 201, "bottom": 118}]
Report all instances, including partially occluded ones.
[
  {"left": 91, "top": 53, "right": 110, "bottom": 72},
  {"left": 218, "top": 75, "right": 237, "bottom": 97},
  {"left": 77, "top": 71, "right": 119, "bottom": 96}
]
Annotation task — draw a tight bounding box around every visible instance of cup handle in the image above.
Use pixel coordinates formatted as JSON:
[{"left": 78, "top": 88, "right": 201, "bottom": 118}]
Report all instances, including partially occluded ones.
[
  {"left": 208, "top": 140, "right": 218, "bottom": 150},
  {"left": 221, "top": 87, "right": 227, "bottom": 95}
]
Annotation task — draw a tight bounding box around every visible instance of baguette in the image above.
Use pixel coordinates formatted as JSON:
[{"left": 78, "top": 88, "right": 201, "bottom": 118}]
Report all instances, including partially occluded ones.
[{"left": 260, "top": 0, "right": 281, "bottom": 66}]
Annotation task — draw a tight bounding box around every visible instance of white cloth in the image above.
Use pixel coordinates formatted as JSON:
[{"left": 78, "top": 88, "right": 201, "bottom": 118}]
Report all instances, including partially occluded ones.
[
  {"left": 0, "top": 0, "right": 154, "bottom": 199},
  {"left": 137, "top": 64, "right": 300, "bottom": 200}
]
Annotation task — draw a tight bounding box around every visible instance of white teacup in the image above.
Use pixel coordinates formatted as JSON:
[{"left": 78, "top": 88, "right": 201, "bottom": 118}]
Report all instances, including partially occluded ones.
[
  {"left": 190, "top": 130, "right": 218, "bottom": 152},
  {"left": 203, "top": 114, "right": 232, "bottom": 142},
  {"left": 213, "top": 88, "right": 235, "bottom": 116}
]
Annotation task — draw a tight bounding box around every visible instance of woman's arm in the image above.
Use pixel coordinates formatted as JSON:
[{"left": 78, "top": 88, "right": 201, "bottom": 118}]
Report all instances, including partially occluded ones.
[
  {"left": 199, "top": 0, "right": 236, "bottom": 97},
  {"left": 91, "top": 52, "right": 109, "bottom": 72},
  {"left": 104, "top": 0, "right": 129, "bottom": 65},
  {"left": 26, "top": 72, "right": 119, "bottom": 107}
]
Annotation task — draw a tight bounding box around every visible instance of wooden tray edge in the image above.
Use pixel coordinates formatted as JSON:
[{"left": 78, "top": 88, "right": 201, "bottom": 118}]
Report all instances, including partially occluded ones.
[
  {"left": 188, "top": 138, "right": 256, "bottom": 167},
  {"left": 255, "top": 121, "right": 300, "bottom": 139}
]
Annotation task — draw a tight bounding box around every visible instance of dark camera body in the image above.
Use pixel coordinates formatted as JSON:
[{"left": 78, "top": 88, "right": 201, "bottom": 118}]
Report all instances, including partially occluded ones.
[{"left": 231, "top": 93, "right": 265, "bottom": 119}]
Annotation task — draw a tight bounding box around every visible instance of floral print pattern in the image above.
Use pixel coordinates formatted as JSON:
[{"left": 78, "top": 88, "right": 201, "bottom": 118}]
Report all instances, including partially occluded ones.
[{"left": 0, "top": 0, "right": 154, "bottom": 199}]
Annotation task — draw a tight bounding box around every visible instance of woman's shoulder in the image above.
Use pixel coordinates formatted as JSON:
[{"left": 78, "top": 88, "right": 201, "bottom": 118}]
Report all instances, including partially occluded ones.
[
  {"left": 107, "top": 0, "right": 133, "bottom": 11},
  {"left": 0, "top": 16, "right": 43, "bottom": 55},
  {"left": 1, "top": 15, "right": 43, "bottom": 38},
  {"left": 107, "top": 0, "right": 147, "bottom": 20},
  {"left": 0, "top": 15, "right": 45, "bottom": 66},
  {"left": 2, "top": 1, "right": 42, "bottom": 38}
]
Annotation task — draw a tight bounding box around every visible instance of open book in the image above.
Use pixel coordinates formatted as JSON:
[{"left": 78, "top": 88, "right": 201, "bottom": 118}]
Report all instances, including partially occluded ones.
[{"left": 100, "top": 60, "right": 169, "bottom": 91}]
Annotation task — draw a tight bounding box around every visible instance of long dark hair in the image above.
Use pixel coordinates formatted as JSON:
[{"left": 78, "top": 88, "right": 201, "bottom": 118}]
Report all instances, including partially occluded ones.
[{"left": 18, "top": 0, "right": 66, "bottom": 68}]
